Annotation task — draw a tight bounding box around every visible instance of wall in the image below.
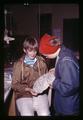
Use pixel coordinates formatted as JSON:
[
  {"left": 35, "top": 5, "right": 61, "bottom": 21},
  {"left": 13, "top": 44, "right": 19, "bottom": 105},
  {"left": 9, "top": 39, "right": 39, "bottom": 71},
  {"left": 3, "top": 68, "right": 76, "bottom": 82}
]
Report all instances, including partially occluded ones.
[
  {"left": 4, "top": 4, "right": 79, "bottom": 40},
  {"left": 39, "top": 4, "right": 79, "bottom": 40}
]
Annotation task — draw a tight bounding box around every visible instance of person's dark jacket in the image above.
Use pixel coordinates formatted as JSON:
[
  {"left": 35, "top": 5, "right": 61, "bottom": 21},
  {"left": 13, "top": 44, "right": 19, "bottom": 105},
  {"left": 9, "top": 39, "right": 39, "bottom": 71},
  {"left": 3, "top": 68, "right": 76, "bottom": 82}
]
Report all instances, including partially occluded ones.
[{"left": 53, "top": 45, "right": 79, "bottom": 115}]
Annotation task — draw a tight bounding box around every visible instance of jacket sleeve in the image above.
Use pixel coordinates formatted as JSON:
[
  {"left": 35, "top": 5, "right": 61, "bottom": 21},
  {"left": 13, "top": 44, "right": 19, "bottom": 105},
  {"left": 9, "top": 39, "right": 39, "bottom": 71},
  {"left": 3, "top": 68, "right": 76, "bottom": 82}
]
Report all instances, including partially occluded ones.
[
  {"left": 11, "top": 62, "right": 28, "bottom": 93},
  {"left": 53, "top": 60, "right": 79, "bottom": 96},
  {"left": 39, "top": 56, "right": 48, "bottom": 74}
]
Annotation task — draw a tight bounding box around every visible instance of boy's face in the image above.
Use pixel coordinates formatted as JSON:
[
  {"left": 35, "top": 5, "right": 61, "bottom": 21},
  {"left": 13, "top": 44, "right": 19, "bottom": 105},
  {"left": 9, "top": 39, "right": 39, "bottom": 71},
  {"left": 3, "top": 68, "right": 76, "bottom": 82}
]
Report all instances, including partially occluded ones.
[{"left": 24, "top": 49, "right": 37, "bottom": 59}]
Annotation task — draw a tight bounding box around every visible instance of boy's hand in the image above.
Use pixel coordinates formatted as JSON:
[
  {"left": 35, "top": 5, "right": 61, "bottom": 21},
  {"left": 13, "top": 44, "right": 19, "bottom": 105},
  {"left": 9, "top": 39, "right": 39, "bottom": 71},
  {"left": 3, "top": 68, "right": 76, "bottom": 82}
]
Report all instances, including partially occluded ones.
[
  {"left": 30, "top": 89, "right": 38, "bottom": 96},
  {"left": 25, "top": 87, "right": 38, "bottom": 96}
]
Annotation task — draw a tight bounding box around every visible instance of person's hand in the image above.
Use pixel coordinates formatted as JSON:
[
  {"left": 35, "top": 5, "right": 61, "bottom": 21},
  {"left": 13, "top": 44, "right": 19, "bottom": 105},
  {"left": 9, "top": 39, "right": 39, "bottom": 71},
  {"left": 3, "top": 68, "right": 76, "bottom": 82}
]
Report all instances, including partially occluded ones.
[
  {"left": 30, "top": 89, "right": 38, "bottom": 96},
  {"left": 49, "top": 68, "right": 55, "bottom": 74},
  {"left": 48, "top": 83, "right": 53, "bottom": 89},
  {"left": 25, "top": 87, "right": 38, "bottom": 96}
]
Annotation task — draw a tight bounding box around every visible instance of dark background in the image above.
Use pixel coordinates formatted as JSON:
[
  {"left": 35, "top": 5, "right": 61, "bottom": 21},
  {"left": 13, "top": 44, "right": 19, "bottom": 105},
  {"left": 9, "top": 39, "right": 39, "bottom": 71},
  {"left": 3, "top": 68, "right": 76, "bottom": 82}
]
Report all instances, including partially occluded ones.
[{"left": 4, "top": 4, "right": 79, "bottom": 69}]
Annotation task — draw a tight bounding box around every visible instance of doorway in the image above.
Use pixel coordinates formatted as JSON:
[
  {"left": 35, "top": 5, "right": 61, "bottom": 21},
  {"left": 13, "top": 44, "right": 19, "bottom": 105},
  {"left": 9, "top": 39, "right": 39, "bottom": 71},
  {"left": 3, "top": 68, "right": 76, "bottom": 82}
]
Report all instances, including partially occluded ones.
[{"left": 63, "top": 18, "right": 79, "bottom": 52}]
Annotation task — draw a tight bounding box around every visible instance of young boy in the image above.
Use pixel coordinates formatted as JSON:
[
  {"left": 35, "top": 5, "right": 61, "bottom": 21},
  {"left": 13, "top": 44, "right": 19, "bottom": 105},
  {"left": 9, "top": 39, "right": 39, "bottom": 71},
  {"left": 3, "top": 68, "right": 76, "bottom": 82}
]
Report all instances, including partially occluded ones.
[{"left": 12, "top": 36, "right": 50, "bottom": 116}]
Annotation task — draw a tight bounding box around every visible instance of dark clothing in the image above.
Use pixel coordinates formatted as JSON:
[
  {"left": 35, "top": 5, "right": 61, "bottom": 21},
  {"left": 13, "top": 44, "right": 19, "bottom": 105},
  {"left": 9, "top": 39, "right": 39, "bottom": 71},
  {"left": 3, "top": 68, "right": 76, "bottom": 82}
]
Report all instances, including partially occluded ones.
[{"left": 53, "top": 45, "right": 79, "bottom": 115}]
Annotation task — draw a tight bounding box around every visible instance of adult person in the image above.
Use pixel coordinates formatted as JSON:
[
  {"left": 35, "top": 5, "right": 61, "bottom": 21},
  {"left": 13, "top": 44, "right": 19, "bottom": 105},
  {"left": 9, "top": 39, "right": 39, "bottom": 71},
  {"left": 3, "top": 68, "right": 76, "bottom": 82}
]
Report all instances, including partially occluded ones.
[{"left": 39, "top": 33, "right": 79, "bottom": 116}]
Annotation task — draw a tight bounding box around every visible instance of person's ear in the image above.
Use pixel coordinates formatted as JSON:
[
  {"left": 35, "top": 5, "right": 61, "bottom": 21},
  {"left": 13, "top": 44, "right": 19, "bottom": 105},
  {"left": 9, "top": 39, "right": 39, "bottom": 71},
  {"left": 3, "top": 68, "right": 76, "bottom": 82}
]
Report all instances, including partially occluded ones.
[
  {"left": 57, "top": 41, "right": 61, "bottom": 46},
  {"left": 23, "top": 48, "right": 26, "bottom": 53}
]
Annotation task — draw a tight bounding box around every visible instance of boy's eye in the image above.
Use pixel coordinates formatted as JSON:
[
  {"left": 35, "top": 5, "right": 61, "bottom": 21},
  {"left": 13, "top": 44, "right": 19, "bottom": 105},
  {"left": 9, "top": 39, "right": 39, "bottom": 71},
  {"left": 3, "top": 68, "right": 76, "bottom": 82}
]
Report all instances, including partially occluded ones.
[{"left": 28, "top": 48, "right": 33, "bottom": 51}]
